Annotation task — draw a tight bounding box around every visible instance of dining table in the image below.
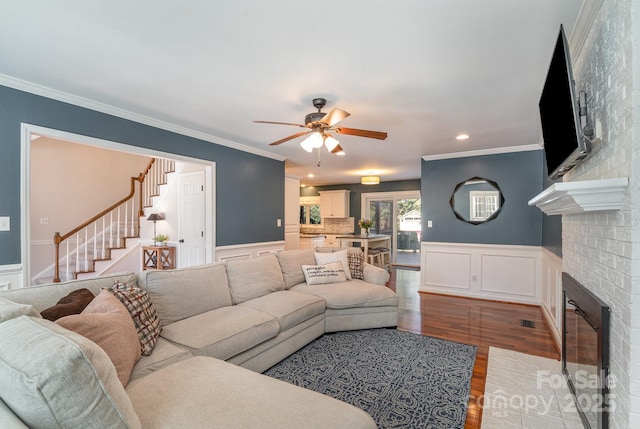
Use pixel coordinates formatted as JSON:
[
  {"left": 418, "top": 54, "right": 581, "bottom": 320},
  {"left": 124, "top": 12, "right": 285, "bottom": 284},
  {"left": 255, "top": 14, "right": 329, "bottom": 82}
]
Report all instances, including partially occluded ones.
[{"left": 335, "top": 233, "right": 392, "bottom": 262}]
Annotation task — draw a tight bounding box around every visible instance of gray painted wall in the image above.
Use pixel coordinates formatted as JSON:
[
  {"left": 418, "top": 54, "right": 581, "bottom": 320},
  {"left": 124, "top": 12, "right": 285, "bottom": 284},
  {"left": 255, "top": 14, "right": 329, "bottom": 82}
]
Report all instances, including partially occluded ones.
[
  {"left": 421, "top": 150, "right": 545, "bottom": 246},
  {"left": 0, "top": 85, "right": 284, "bottom": 265}
]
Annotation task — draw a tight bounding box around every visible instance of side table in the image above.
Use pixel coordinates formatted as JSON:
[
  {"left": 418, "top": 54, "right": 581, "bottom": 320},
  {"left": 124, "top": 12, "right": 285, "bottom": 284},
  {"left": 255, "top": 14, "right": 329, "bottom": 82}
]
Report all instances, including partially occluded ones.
[{"left": 142, "top": 245, "right": 176, "bottom": 270}]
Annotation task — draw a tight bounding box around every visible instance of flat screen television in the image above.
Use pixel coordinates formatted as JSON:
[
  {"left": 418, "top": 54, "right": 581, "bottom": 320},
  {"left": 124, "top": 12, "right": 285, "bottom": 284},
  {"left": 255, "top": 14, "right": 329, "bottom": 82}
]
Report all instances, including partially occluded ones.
[{"left": 539, "top": 25, "right": 591, "bottom": 180}]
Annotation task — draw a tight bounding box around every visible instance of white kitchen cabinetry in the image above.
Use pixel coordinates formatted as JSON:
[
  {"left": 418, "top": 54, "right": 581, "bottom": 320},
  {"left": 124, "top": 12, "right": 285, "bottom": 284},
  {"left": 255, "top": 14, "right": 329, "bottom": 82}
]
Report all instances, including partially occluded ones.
[
  {"left": 319, "top": 190, "right": 351, "bottom": 218},
  {"left": 323, "top": 234, "right": 340, "bottom": 247},
  {"left": 284, "top": 177, "right": 300, "bottom": 250}
]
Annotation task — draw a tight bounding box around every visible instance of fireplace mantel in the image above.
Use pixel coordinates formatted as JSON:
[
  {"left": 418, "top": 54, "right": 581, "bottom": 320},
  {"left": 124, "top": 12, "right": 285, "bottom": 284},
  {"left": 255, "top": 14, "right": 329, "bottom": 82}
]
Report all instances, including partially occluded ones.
[{"left": 528, "top": 177, "right": 628, "bottom": 215}]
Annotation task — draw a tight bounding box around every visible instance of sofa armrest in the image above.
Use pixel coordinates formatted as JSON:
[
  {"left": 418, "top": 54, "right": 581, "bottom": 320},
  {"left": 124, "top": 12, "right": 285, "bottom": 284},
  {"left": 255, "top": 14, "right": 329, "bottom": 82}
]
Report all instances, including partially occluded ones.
[
  {"left": 362, "top": 263, "right": 390, "bottom": 286},
  {"left": 0, "top": 398, "right": 29, "bottom": 429}
]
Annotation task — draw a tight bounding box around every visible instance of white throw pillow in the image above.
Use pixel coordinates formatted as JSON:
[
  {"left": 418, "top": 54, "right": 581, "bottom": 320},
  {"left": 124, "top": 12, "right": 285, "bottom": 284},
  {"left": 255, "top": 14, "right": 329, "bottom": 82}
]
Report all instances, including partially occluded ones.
[
  {"left": 302, "top": 262, "right": 348, "bottom": 285},
  {"left": 314, "top": 249, "right": 352, "bottom": 280},
  {"left": 0, "top": 297, "right": 41, "bottom": 323}
]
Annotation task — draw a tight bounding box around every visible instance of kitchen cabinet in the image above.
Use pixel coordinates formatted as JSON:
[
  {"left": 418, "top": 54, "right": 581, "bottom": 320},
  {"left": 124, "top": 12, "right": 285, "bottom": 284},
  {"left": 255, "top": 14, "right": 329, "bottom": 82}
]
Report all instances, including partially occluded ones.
[
  {"left": 319, "top": 190, "right": 351, "bottom": 218},
  {"left": 284, "top": 177, "right": 300, "bottom": 250},
  {"left": 323, "top": 234, "right": 341, "bottom": 247}
]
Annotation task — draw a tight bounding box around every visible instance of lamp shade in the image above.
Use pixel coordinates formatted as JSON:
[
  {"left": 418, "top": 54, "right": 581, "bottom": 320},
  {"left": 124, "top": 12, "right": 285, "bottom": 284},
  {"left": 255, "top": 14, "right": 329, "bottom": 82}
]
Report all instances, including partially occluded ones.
[
  {"left": 361, "top": 175, "right": 380, "bottom": 185},
  {"left": 147, "top": 213, "right": 165, "bottom": 221}
]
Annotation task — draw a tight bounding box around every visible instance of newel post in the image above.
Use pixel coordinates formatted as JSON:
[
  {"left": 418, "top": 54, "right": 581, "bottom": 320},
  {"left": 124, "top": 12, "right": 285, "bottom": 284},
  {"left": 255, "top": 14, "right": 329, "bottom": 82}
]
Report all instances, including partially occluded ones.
[{"left": 53, "top": 232, "right": 62, "bottom": 283}]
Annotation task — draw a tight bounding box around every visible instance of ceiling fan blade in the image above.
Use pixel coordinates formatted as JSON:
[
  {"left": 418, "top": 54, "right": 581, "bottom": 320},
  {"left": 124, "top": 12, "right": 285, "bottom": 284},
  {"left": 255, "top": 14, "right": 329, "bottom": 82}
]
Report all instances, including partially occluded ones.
[
  {"left": 320, "top": 108, "right": 351, "bottom": 127},
  {"left": 254, "top": 120, "right": 307, "bottom": 128},
  {"left": 334, "top": 127, "right": 388, "bottom": 140},
  {"left": 269, "top": 130, "right": 312, "bottom": 146}
]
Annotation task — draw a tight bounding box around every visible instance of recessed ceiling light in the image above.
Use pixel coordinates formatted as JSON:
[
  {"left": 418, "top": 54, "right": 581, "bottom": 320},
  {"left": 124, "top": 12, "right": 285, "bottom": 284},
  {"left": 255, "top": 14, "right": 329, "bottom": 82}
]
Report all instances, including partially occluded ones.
[
  {"left": 456, "top": 134, "right": 470, "bottom": 140},
  {"left": 307, "top": 173, "right": 314, "bottom": 178}
]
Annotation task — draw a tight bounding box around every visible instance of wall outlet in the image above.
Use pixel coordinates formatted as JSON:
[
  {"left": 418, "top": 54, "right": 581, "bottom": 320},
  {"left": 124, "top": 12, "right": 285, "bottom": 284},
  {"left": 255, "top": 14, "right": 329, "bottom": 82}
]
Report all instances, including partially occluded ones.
[
  {"left": 276, "top": 218, "right": 282, "bottom": 227},
  {"left": 427, "top": 220, "right": 433, "bottom": 228},
  {"left": 471, "top": 275, "right": 478, "bottom": 282},
  {"left": 40, "top": 217, "right": 50, "bottom": 225},
  {"left": 0, "top": 216, "right": 9, "bottom": 231}
]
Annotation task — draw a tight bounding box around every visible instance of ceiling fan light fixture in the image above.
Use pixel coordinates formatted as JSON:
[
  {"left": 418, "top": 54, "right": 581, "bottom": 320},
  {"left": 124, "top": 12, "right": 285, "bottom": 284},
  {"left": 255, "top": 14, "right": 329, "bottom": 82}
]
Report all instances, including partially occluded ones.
[
  {"left": 331, "top": 144, "right": 346, "bottom": 155},
  {"left": 300, "top": 138, "right": 315, "bottom": 152},
  {"left": 324, "top": 135, "right": 339, "bottom": 152},
  {"left": 361, "top": 175, "right": 380, "bottom": 185}
]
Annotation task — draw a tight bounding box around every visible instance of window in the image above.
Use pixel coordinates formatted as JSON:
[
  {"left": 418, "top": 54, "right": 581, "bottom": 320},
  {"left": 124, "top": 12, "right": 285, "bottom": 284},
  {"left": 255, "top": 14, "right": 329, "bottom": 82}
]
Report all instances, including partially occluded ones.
[
  {"left": 469, "top": 191, "right": 500, "bottom": 221},
  {"left": 300, "top": 197, "right": 321, "bottom": 225}
]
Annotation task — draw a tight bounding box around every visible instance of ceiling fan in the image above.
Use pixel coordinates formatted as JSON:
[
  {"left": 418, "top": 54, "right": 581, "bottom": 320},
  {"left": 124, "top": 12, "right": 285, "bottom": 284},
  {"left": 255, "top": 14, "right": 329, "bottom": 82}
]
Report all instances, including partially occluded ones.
[{"left": 254, "top": 98, "right": 387, "bottom": 155}]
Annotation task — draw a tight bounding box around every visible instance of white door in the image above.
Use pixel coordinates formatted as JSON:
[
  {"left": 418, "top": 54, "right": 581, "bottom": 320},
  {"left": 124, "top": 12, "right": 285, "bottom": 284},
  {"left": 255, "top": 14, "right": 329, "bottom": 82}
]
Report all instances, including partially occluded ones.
[{"left": 178, "top": 172, "right": 206, "bottom": 267}]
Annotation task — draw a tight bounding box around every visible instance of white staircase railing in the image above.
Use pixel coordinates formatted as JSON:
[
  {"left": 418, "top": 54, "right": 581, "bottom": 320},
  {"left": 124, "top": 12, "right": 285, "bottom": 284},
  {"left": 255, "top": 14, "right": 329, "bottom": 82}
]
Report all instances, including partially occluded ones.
[{"left": 52, "top": 158, "right": 175, "bottom": 282}]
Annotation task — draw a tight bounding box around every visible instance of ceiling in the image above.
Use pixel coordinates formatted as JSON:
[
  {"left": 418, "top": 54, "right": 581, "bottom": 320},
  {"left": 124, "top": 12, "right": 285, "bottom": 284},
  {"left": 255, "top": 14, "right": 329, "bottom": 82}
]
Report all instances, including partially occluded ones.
[{"left": 1, "top": 1, "right": 584, "bottom": 186}]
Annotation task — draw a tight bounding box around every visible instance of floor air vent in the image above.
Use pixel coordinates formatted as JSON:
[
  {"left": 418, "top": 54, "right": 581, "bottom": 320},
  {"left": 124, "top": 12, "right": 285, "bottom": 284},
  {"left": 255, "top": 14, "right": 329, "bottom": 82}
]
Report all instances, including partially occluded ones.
[{"left": 520, "top": 319, "right": 535, "bottom": 328}]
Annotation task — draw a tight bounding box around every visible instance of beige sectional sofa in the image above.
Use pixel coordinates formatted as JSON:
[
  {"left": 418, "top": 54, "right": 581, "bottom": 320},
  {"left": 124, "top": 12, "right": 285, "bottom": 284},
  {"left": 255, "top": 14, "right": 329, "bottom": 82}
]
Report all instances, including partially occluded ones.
[{"left": 0, "top": 247, "right": 398, "bottom": 428}]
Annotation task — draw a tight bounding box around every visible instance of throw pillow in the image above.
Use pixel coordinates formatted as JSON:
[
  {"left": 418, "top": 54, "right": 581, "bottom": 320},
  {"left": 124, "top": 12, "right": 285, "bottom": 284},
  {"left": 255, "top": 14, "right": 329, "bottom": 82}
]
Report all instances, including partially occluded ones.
[
  {"left": 347, "top": 251, "right": 365, "bottom": 280},
  {"left": 314, "top": 249, "right": 352, "bottom": 280},
  {"left": 302, "top": 262, "right": 348, "bottom": 285},
  {"left": 40, "top": 288, "right": 95, "bottom": 321},
  {"left": 0, "top": 297, "right": 42, "bottom": 323},
  {"left": 0, "top": 316, "right": 141, "bottom": 429},
  {"left": 56, "top": 290, "right": 141, "bottom": 386},
  {"left": 108, "top": 282, "right": 162, "bottom": 356}
]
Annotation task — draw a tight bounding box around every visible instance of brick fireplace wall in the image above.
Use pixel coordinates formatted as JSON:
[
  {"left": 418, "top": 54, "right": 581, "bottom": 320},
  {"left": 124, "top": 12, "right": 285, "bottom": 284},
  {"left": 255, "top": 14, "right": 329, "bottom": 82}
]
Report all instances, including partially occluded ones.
[{"left": 562, "top": 0, "right": 639, "bottom": 427}]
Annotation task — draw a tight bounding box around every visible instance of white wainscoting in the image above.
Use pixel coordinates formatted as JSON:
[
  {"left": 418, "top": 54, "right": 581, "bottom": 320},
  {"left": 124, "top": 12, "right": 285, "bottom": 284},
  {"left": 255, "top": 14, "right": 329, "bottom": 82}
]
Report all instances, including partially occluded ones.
[
  {"left": 215, "top": 241, "right": 285, "bottom": 262},
  {"left": 0, "top": 264, "right": 24, "bottom": 290},
  {"left": 540, "top": 248, "right": 563, "bottom": 352},
  {"left": 420, "top": 242, "right": 543, "bottom": 305}
]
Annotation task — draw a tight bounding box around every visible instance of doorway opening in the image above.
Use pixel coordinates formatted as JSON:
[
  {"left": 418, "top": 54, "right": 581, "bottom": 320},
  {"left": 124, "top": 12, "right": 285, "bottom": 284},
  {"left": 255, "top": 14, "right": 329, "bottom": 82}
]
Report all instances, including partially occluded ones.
[
  {"left": 361, "top": 191, "right": 421, "bottom": 269},
  {"left": 21, "top": 124, "right": 215, "bottom": 287}
]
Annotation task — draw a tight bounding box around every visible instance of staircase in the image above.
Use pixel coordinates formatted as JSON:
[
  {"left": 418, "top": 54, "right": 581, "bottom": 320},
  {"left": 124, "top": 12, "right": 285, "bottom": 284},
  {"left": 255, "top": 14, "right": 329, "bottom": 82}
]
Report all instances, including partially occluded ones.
[{"left": 33, "top": 158, "right": 175, "bottom": 284}]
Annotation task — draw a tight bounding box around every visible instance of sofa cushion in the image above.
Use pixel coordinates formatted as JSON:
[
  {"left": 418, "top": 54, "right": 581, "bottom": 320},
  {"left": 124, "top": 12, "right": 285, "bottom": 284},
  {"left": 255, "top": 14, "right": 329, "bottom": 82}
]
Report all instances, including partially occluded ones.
[
  {"left": 129, "top": 338, "right": 193, "bottom": 383},
  {"left": 276, "top": 248, "right": 317, "bottom": 289},
  {"left": 238, "top": 290, "right": 326, "bottom": 331},
  {"left": 315, "top": 249, "right": 352, "bottom": 280},
  {"left": 302, "top": 262, "right": 348, "bottom": 285},
  {"left": 226, "top": 254, "right": 286, "bottom": 304},
  {"left": 56, "top": 290, "right": 141, "bottom": 387},
  {"left": 160, "top": 306, "right": 280, "bottom": 360},
  {"left": 0, "top": 297, "right": 41, "bottom": 323},
  {"left": 40, "top": 288, "right": 95, "bottom": 321},
  {"left": 0, "top": 316, "right": 141, "bottom": 429},
  {"left": 109, "top": 283, "right": 162, "bottom": 356},
  {"left": 292, "top": 280, "right": 399, "bottom": 309},
  {"left": 137, "top": 262, "right": 232, "bottom": 325},
  {"left": 126, "top": 356, "right": 376, "bottom": 429}
]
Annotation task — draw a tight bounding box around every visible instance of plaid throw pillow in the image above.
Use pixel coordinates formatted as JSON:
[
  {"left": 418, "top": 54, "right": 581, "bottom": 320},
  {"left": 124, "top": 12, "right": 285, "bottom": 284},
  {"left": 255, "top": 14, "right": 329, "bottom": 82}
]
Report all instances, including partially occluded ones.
[
  {"left": 108, "top": 282, "right": 161, "bottom": 356},
  {"left": 348, "top": 252, "right": 365, "bottom": 280}
]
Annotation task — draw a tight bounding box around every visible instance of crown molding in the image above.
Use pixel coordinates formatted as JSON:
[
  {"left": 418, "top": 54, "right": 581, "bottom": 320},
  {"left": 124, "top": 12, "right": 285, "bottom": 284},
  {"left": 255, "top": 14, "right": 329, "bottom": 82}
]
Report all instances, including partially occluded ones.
[
  {"left": 0, "top": 74, "right": 286, "bottom": 162},
  {"left": 568, "top": 0, "right": 603, "bottom": 59},
  {"left": 421, "top": 143, "right": 542, "bottom": 162}
]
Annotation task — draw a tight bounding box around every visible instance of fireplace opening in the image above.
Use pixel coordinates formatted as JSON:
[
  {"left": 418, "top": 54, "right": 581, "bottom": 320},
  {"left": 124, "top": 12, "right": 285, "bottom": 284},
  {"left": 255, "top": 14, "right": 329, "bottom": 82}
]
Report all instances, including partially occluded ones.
[{"left": 562, "top": 272, "right": 610, "bottom": 429}]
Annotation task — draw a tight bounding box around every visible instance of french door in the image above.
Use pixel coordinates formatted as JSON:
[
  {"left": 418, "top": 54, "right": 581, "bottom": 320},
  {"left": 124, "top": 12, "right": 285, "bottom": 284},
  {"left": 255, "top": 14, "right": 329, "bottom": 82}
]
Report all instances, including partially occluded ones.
[{"left": 361, "top": 191, "right": 421, "bottom": 267}]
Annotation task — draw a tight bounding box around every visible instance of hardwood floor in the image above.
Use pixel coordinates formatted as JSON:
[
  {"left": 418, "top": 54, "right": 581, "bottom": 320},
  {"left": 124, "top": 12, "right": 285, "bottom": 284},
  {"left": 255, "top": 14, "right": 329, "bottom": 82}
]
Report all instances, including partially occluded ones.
[{"left": 388, "top": 268, "right": 559, "bottom": 429}]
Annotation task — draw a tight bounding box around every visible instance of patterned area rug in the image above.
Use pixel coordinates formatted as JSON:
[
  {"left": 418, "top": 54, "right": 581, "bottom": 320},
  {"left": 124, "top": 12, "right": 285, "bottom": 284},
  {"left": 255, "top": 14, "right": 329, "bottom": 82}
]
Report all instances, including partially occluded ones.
[{"left": 263, "top": 328, "right": 477, "bottom": 429}]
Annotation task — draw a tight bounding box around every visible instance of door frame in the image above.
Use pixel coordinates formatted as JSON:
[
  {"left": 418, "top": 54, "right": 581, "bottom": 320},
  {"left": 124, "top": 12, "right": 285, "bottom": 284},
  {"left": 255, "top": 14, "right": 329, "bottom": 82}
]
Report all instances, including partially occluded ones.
[
  {"left": 21, "top": 123, "right": 216, "bottom": 286},
  {"left": 361, "top": 190, "right": 421, "bottom": 265}
]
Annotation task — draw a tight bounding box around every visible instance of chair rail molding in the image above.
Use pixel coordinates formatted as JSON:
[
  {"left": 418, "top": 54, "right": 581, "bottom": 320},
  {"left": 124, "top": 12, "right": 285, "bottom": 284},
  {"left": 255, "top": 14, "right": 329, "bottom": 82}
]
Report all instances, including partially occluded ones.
[{"left": 528, "top": 178, "right": 628, "bottom": 215}]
